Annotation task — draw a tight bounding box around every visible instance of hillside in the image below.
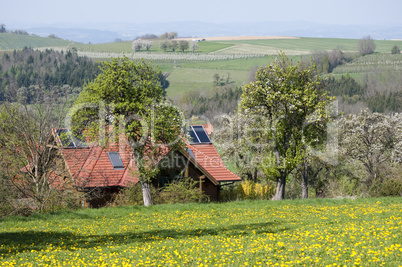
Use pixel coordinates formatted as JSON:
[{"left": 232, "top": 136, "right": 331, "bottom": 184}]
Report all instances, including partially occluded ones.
[
  {"left": 0, "top": 33, "right": 74, "bottom": 50},
  {"left": 2, "top": 34, "right": 402, "bottom": 113},
  {"left": 72, "top": 37, "right": 402, "bottom": 106}
]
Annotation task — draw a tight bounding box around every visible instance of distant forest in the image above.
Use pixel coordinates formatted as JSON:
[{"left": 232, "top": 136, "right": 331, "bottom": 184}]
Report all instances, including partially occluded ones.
[
  {"left": 178, "top": 71, "right": 402, "bottom": 124},
  {"left": 0, "top": 47, "right": 101, "bottom": 103}
]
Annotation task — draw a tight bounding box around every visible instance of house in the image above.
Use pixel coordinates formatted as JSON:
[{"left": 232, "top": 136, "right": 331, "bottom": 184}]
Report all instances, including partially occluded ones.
[{"left": 53, "top": 125, "right": 241, "bottom": 207}]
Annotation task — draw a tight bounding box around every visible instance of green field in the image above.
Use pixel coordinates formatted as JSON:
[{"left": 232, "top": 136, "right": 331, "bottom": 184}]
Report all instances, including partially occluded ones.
[
  {"left": 75, "top": 40, "right": 233, "bottom": 54},
  {"left": 75, "top": 37, "right": 402, "bottom": 55},
  {"left": 73, "top": 37, "right": 402, "bottom": 99},
  {"left": 1, "top": 197, "right": 401, "bottom": 266},
  {"left": 0, "top": 33, "right": 73, "bottom": 50},
  {"left": 2, "top": 34, "right": 402, "bottom": 100},
  {"left": 215, "top": 37, "right": 402, "bottom": 54}
]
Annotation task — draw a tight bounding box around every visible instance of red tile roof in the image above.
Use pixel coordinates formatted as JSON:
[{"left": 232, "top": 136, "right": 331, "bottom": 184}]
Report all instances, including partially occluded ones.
[
  {"left": 188, "top": 143, "right": 241, "bottom": 182},
  {"left": 55, "top": 124, "right": 240, "bottom": 189},
  {"left": 54, "top": 129, "right": 139, "bottom": 188}
]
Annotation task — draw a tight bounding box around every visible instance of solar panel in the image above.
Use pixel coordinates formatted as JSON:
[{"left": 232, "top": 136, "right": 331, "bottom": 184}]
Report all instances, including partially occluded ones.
[
  {"left": 56, "top": 129, "right": 75, "bottom": 148},
  {"left": 192, "top": 126, "right": 211, "bottom": 143},
  {"left": 189, "top": 127, "right": 200, "bottom": 144},
  {"left": 71, "top": 131, "right": 88, "bottom": 148},
  {"left": 107, "top": 152, "right": 125, "bottom": 170},
  {"left": 56, "top": 129, "right": 88, "bottom": 148}
]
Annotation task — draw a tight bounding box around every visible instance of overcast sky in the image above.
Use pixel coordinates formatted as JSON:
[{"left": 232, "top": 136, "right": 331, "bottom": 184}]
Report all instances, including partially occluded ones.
[{"left": 2, "top": 0, "right": 402, "bottom": 27}]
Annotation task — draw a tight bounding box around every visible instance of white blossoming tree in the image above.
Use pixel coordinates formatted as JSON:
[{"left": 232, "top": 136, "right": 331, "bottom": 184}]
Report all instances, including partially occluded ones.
[{"left": 339, "top": 110, "right": 402, "bottom": 190}]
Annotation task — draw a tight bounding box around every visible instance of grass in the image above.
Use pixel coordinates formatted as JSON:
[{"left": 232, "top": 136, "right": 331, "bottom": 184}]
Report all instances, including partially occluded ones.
[
  {"left": 0, "top": 33, "right": 73, "bottom": 50},
  {"left": 1, "top": 197, "right": 401, "bottom": 266},
  {"left": 74, "top": 38, "right": 402, "bottom": 56},
  {"left": 75, "top": 40, "right": 233, "bottom": 54},
  {"left": 216, "top": 37, "right": 402, "bottom": 54},
  {"left": 163, "top": 66, "right": 249, "bottom": 99}
]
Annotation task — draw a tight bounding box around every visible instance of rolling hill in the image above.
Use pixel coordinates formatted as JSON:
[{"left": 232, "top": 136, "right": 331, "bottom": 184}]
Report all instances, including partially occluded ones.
[{"left": 0, "top": 33, "right": 74, "bottom": 50}]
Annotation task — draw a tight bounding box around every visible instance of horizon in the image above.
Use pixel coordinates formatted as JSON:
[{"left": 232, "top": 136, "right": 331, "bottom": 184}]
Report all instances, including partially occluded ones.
[
  {"left": 2, "top": 0, "right": 402, "bottom": 43},
  {"left": 2, "top": 0, "right": 402, "bottom": 27}
]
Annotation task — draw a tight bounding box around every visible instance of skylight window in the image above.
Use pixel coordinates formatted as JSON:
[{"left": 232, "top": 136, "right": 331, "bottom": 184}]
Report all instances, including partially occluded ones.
[{"left": 107, "top": 152, "right": 125, "bottom": 170}]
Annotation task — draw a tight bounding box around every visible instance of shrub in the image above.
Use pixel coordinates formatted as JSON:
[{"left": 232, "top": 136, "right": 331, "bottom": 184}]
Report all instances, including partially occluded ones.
[
  {"left": 112, "top": 178, "right": 208, "bottom": 206},
  {"left": 159, "top": 177, "right": 208, "bottom": 204},
  {"left": 221, "top": 180, "right": 275, "bottom": 201},
  {"left": 111, "top": 184, "right": 142, "bottom": 206},
  {"left": 369, "top": 165, "right": 402, "bottom": 197}
]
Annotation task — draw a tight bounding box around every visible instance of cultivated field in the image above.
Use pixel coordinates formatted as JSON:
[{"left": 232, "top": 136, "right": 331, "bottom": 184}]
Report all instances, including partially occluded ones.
[
  {"left": 2, "top": 34, "right": 402, "bottom": 99},
  {"left": 1, "top": 198, "right": 401, "bottom": 266},
  {"left": 332, "top": 53, "right": 402, "bottom": 74},
  {"left": 70, "top": 37, "right": 402, "bottom": 99},
  {"left": 176, "top": 36, "right": 300, "bottom": 41}
]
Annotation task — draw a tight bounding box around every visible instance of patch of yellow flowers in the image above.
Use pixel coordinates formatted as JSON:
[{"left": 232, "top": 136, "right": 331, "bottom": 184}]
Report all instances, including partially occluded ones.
[{"left": 0, "top": 198, "right": 401, "bottom": 266}]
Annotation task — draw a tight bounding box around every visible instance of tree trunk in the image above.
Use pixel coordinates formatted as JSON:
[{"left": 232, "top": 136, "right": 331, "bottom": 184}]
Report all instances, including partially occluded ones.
[
  {"left": 253, "top": 167, "right": 258, "bottom": 183},
  {"left": 301, "top": 160, "right": 308, "bottom": 199},
  {"left": 274, "top": 171, "right": 286, "bottom": 200},
  {"left": 140, "top": 181, "right": 153, "bottom": 206}
]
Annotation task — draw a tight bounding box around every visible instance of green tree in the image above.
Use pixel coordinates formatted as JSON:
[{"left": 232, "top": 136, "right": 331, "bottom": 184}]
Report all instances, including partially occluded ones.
[
  {"left": 169, "top": 40, "right": 178, "bottom": 52},
  {"left": 178, "top": 41, "right": 189, "bottom": 52},
  {"left": 72, "top": 56, "right": 186, "bottom": 206},
  {"left": 391, "top": 45, "right": 400, "bottom": 54},
  {"left": 0, "top": 24, "right": 6, "bottom": 33},
  {"left": 160, "top": 40, "right": 169, "bottom": 52},
  {"left": 240, "top": 53, "right": 333, "bottom": 200}
]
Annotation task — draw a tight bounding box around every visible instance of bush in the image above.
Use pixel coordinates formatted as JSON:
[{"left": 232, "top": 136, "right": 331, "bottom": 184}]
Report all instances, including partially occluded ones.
[
  {"left": 221, "top": 180, "right": 275, "bottom": 201},
  {"left": 160, "top": 177, "right": 208, "bottom": 204},
  {"left": 370, "top": 178, "right": 402, "bottom": 197},
  {"left": 111, "top": 184, "right": 142, "bottom": 206},
  {"left": 112, "top": 178, "right": 208, "bottom": 206},
  {"left": 369, "top": 165, "right": 402, "bottom": 197}
]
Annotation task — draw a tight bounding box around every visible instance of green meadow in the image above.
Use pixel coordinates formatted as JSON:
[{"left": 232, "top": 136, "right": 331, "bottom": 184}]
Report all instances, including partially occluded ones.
[
  {"left": 1, "top": 197, "right": 401, "bottom": 266},
  {"left": 0, "top": 33, "right": 73, "bottom": 50}
]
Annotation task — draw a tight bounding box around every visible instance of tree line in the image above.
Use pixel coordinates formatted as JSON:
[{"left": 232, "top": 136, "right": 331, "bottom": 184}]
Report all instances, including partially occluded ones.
[
  {"left": 132, "top": 39, "right": 198, "bottom": 53},
  {"left": 0, "top": 47, "right": 101, "bottom": 104}
]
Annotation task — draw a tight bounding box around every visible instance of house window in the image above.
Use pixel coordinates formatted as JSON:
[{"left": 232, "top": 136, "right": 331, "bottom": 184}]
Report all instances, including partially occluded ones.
[{"left": 107, "top": 152, "right": 124, "bottom": 170}]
